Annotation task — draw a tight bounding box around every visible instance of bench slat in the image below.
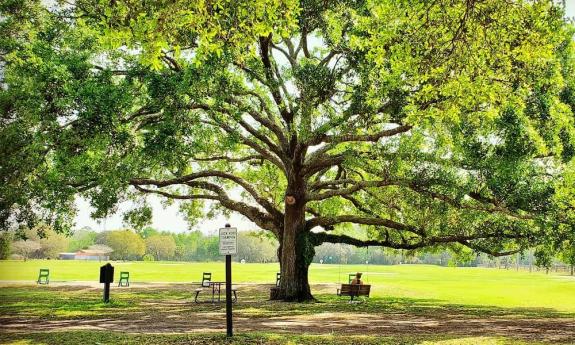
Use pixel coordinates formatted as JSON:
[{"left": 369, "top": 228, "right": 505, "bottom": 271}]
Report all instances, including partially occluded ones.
[{"left": 337, "top": 284, "right": 371, "bottom": 297}]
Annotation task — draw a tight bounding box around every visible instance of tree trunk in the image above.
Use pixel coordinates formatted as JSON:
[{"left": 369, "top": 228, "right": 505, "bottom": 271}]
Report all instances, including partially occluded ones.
[
  {"left": 571, "top": 264, "right": 574, "bottom": 276},
  {"left": 276, "top": 229, "right": 314, "bottom": 301},
  {"left": 273, "top": 179, "right": 315, "bottom": 301}
]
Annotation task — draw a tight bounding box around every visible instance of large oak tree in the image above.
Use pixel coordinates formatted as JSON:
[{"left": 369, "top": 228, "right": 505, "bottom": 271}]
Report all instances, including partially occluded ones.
[{"left": 2, "top": 0, "right": 575, "bottom": 300}]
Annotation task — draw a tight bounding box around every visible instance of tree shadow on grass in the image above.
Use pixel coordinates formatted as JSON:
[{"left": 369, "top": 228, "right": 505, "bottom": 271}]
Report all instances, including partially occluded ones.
[
  {"left": 309, "top": 294, "right": 575, "bottom": 319},
  {"left": 0, "top": 330, "right": 517, "bottom": 345},
  {"left": 1, "top": 284, "right": 574, "bottom": 344},
  {"left": 1, "top": 284, "right": 573, "bottom": 320}
]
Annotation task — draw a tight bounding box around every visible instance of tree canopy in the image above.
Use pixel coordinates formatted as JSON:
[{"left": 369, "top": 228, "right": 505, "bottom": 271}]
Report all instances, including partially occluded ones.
[{"left": 1, "top": 0, "right": 575, "bottom": 300}]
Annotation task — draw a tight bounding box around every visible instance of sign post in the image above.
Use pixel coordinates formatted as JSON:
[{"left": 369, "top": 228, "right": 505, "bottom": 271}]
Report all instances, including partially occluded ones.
[
  {"left": 99, "top": 263, "right": 114, "bottom": 303},
  {"left": 219, "top": 224, "right": 237, "bottom": 337}
]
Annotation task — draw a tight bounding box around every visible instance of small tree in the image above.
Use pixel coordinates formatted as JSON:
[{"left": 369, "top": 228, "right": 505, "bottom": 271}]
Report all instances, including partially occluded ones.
[
  {"left": 560, "top": 241, "right": 575, "bottom": 276},
  {"left": 534, "top": 246, "right": 554, "bottom": 274},
  {"left": 237, "top": 231, "right": 277, "bottom": 263},
  {"left": 39, "top": 231, "right": 69, "bottom": 259},
  {"left": 15, "top": 224, "right": 68, "bottom": 259},
  {"left": 145, "top": 235, "right": 176, "bottom": 261},
  {"left": 11, "top": 240, "right": 41, "bottom": 260},
  {"left": 140, "top": 227, "right": 160, "bottom": 239},
  {"left": 105, "top": 230, "right": 145, "bottom": 261},
  {"left": 68, "top": 229, "right": 97, "bottom": 251}
]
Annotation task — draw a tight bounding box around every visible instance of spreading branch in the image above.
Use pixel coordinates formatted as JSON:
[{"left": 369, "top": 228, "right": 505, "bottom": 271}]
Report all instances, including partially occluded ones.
[{"left": 130, "top": 170, "right": 283, "bottom": 221}]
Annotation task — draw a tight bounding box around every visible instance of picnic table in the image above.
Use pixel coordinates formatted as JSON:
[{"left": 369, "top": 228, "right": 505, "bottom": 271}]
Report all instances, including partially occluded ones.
[{"left": 194, "top": 281, "right": 237, "bottom": 303}]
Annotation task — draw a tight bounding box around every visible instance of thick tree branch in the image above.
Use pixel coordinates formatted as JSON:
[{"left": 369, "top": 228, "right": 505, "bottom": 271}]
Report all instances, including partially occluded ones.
[
  {"left": 306, "top": 180, "right": 392, "bottom": 201},
  {"left": 458, "top": 240, "right": 520, "bottom": 257},
  {"left": 259, "top": 35, "right": 292, "bottom": 125},
  {"left": 312, "top": 232, "right": 522, "bottom": 256},
  {"left": 130, "top": 170, "right": 283, "bottom": 221},
  {"left": 132, "top": 180, "right": 280, "bottom": 234},
  {"left": 307, "top": 125, "right": 413, "bottom": 146},
  {"left": 190, "top": 154, "right": 264, "bottom": 163},
  {"left": 199, "top": 119, "right": 286, "bottom": 171},
  {"left": 302, "top": 153, "right": 346, "bottom": 178},
  {"left": 307, "top": 215, "right": 423, "bottom": 235},
  {"left": 271, "top": 42, "right": 296, "bottom": 68},
  {"left": 230, "top": 94, "right": 288, "bottom": 147}
]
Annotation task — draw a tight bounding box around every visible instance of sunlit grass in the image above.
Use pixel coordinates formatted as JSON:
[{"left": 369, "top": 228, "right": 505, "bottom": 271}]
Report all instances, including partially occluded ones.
[
  {"left": 1, "top": 260, "right": 574, "bottom": 312},
  {"left": 0, "top": 284, "right": 571, "bottom": 344}
]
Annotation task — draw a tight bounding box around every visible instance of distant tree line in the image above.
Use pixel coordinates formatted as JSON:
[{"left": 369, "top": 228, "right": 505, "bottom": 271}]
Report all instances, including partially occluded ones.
[
  {"left": 0, "top": 225, "right": 573, "bottom": 275},
  {"left": 314, "top": 243, "right": 575, "bottom": 275},
  {"left": 0, "top": 225, "right": 278, "bottom": 263},
  {"left": 1, "top": 224, "right": 69, "bottom": 260}
]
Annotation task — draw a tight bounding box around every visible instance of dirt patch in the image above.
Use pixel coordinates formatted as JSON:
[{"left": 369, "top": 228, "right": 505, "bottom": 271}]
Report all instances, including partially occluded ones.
[
  {"left": 1, "top": 283, "right": 573, "bottom": 343},
  {"left": 1, "top": 308, "right": 573, "bottom": 343}
]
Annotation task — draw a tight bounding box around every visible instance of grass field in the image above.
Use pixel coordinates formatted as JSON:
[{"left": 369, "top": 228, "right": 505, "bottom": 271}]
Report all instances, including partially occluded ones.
[
  {"left": 1, "top": 260, "right": 574, "bottom": 313},
  {"left": 1, "top": 282, "right": 574, "bottom": 344}
]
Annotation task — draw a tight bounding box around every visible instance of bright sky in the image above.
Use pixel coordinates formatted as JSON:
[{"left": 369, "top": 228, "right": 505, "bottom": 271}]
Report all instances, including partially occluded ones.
[
  {"left": 74, "top": 196, "right": 254, "bottom": 234},
  {"left": 74, "top": 2, "right": 575, "bottom": 234}
]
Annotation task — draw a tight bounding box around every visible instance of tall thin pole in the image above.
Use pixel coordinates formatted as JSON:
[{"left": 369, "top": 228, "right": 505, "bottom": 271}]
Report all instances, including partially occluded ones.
[
  {"left": 226, "top": 253, "right": 232, "bottom": 337},
  {"left": 103, "top": 282, "right": 110, "bottom": 303},
  {"left": 224, "top": 223, "right": 233, "bottom": 337}
]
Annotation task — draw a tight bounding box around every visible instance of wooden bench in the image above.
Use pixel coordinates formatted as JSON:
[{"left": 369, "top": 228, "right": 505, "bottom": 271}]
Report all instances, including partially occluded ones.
[
  {"left": 118, "top": 271, "right": 129, "bottom": 287},
  {"left": 337, "top": 284, "right": 371, "bottom": 301},
  {"left": 269, "top": 273, "right": 282, "bottom": 300},
  {"left": 37, "top": 269, "right": 49, "bottom": 285}
]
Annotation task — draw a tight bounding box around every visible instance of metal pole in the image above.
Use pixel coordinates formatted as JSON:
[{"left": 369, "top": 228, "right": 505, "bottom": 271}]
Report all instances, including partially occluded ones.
[
  {"left": 103, "top": 282, "right": 110, "bottom": 303},
  {"left": 224, "top": 223, "right": 233, "bottom": 337},
  {"left": 226, "top": 254, "right": 233, "bottom": 337}
]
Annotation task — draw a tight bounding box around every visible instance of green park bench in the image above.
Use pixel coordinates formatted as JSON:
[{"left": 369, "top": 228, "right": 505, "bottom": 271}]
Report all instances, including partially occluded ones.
[
  {"left": 201, "top": 272, "right": 212, "bottom": 287},
  {"left": 118, "top": 271, "right": 130, "bottom": 287},
  {"left": 337, "top": 284, "right": 371, "bottom": 302},
  {"left": 193, "top": 272, "right": 212, "bottom": 302},
  {"left": 37, "top": 269, "right": 49, "bottom": 285}
]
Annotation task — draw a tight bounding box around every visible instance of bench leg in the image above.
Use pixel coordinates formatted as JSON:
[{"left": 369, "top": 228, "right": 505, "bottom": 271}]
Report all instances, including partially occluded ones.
[
  {"left": 194, "top": 290, "right": 201, "bottom": 303},
  {"left": 232, "top": 290, "right": 237, "bottom": 303}
]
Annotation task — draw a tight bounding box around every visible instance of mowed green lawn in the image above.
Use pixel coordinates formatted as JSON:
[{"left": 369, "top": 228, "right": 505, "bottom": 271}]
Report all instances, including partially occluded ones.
[{"left": 1, "top": 260, "right": 574, "bottom": 313}]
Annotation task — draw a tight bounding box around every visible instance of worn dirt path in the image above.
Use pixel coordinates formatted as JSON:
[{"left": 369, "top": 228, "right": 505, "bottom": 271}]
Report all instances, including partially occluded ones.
[
  {"left": 1, "top": 306, "right": 574, "bottom": 343},
  {"left": 1, "top": 283, "right": 574, "bottom": 343}
]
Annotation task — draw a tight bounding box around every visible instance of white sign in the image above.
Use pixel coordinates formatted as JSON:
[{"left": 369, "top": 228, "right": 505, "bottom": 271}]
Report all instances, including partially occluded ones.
[{"left": 219, "top": 227, "right": 237, "bottom": 255}]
